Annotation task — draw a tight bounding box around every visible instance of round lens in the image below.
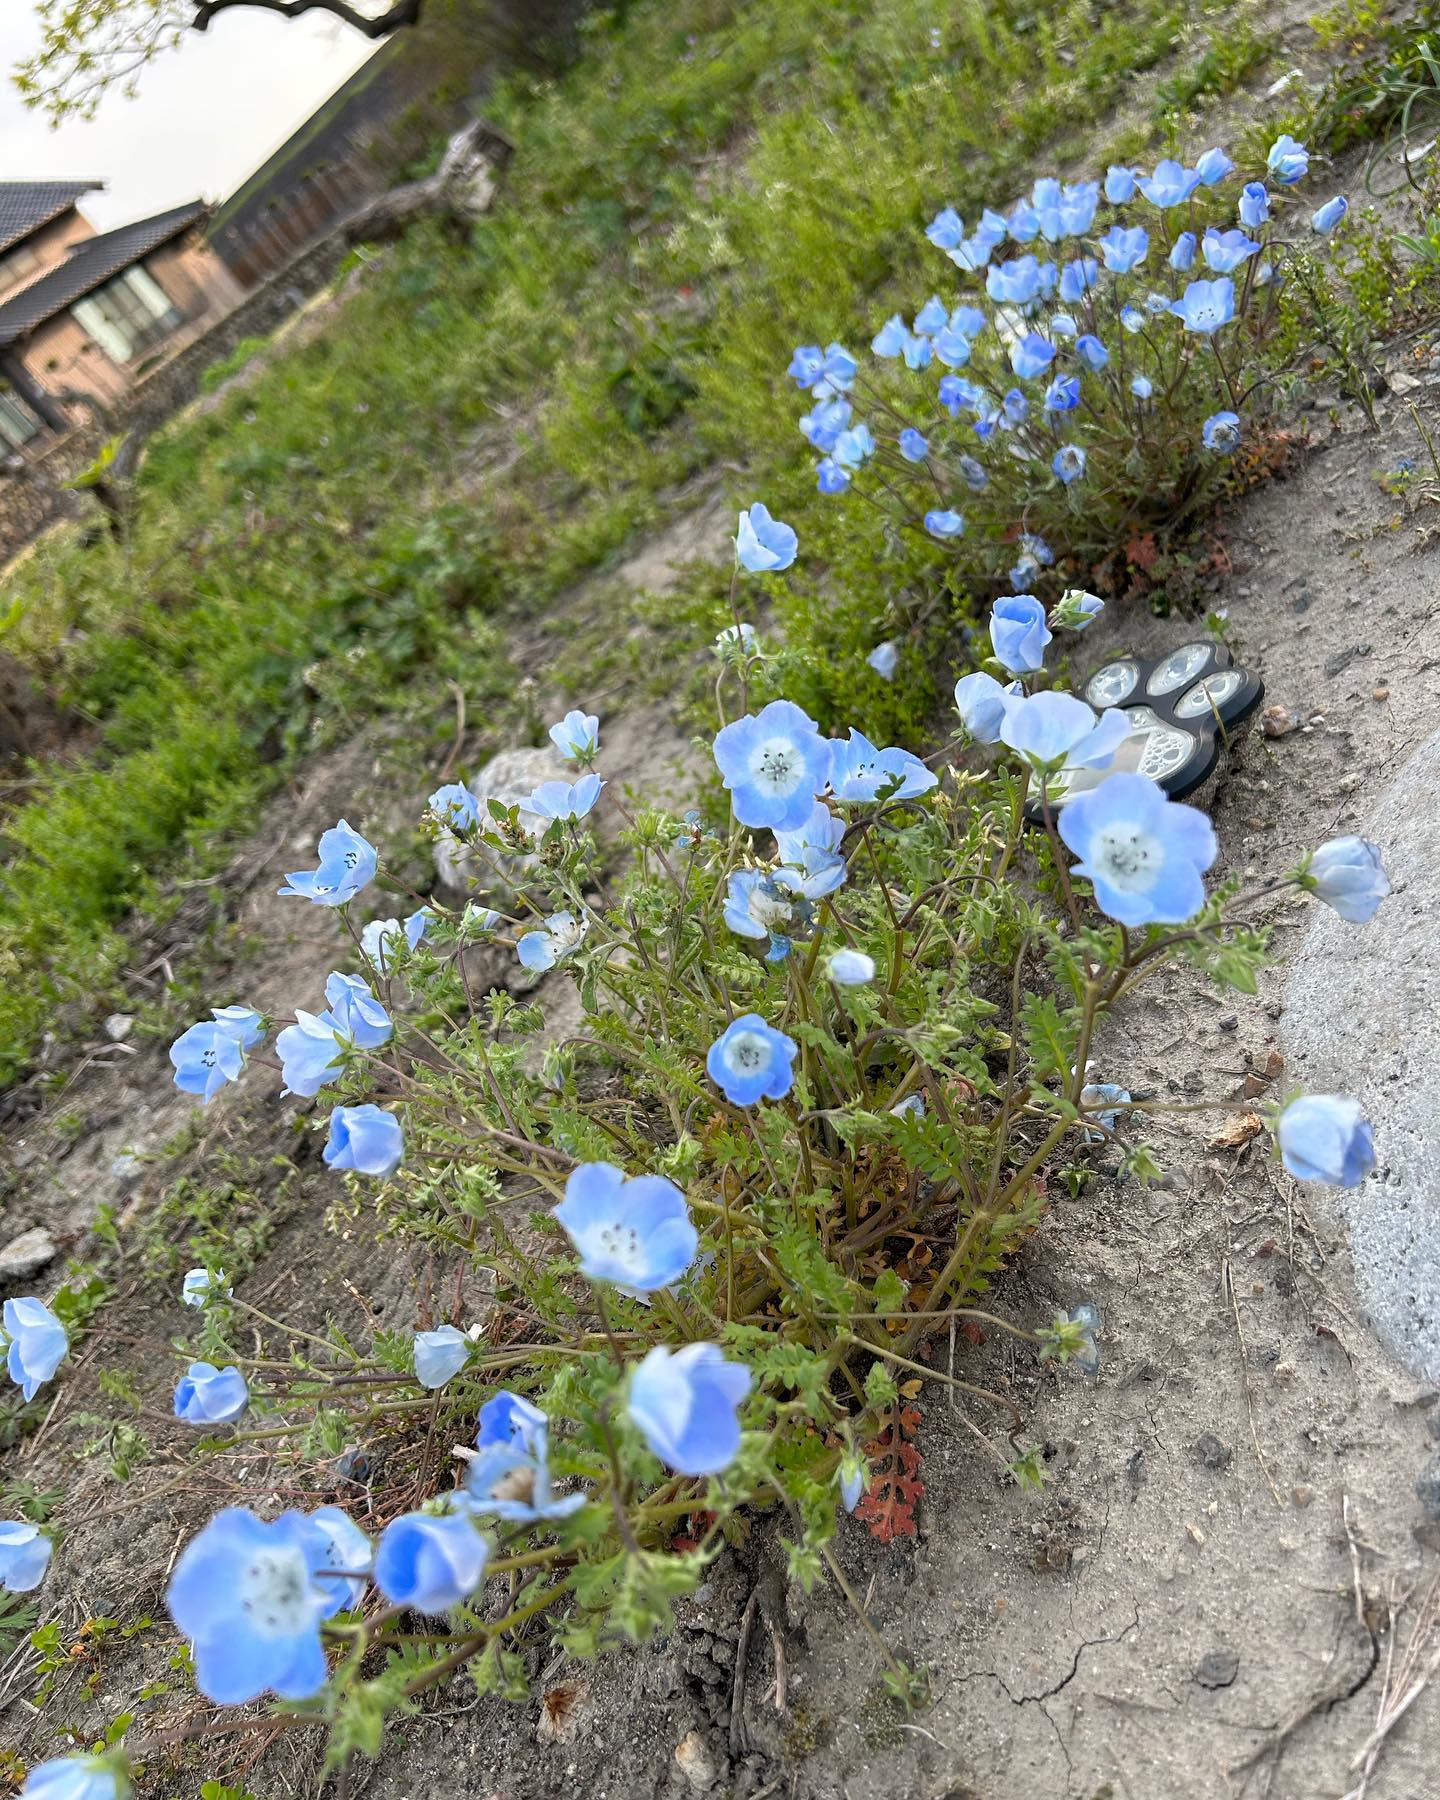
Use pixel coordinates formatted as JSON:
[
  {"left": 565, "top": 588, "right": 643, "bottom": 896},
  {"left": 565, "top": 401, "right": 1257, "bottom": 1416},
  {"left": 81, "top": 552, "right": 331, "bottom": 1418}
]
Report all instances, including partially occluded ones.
[
  {"left": 1086, "top": 660, "right": 1138, "bottom": 706},
  {"left": 1146, "top": 643, "right": 1212, "bottom": 696},
  {"left": 1173, "top": 670, "right": 1244, "bottom": 719}
]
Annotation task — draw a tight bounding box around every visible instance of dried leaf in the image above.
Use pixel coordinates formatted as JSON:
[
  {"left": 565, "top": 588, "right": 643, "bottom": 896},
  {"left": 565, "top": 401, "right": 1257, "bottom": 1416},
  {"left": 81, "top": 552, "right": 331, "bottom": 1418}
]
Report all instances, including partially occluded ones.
[
  {"left": 1209, "top": 1111, "right": 1262, "bottom": 1150},
  {"left": 854, "top": 1405, "right": 925, "bottom": 1543}
]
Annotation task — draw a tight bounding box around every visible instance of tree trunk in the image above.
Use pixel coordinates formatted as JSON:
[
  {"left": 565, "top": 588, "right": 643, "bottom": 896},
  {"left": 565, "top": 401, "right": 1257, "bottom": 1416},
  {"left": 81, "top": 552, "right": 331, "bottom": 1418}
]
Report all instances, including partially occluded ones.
[{"left": 340, "top": 117, "right": 513, "bottom": 245}]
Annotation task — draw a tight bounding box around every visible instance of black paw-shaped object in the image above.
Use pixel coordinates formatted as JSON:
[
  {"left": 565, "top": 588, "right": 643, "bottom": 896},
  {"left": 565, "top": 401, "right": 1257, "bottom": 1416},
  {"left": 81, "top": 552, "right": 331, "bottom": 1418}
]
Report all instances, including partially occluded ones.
[{"left": 1047, "top": 639, "right": 1265, "bottom": 812}]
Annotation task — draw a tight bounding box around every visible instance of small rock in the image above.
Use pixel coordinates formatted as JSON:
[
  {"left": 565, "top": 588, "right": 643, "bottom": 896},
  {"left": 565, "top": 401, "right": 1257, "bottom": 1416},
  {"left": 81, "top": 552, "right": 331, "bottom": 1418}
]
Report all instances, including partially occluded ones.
[
  {"left": 1417, "top": 1453, "right": 1440, "bottom": 1522},
  {"left": 1184, "top": 1522, "right": 1207, "bottom": 1549},
  {"left": 1374, "top": 687, "right": 1391, "bottom": 702},
  {"left": 1261, "top": 704, "right": 1300, "bottom": 738},
  {"left": 1217, "top": 1014, "right": 1238, "bottom": 1032},
  {"left": 1292, "top": 1484, "right": 1314, "bottom": 1509},
  {"left": 1194, "top": 1649, "right": 1240, "bottom": 1689},
  {"left": 104, "top": 1013, "right": 134, "bottom": 1042},
  {"left": 674, "top": 1730, "right": 718, "bottom": 1792},
  {"left": 1193, "top": 1432, "right": 1233, "bottom": 1470},
  {"left": 0, "top": 1226, "right": 58, "bottom": 1283}
]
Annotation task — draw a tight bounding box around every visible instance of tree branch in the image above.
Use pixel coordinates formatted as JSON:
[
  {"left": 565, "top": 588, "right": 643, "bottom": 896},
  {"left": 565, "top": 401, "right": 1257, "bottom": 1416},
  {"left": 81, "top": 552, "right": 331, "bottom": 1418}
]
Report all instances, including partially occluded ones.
[{"left": 192, "top": 0, "right": 425, "bottom": 38}]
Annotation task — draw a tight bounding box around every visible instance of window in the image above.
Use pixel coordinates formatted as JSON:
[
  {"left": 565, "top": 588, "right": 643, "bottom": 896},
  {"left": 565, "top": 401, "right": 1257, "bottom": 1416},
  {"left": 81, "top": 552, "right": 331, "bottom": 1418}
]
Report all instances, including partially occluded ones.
[
  {"left": 71, "top": 265, "right": 182, "bottom": 363},
  {"left": 0, "top": 386, "right": 41, "bottom": 451}
]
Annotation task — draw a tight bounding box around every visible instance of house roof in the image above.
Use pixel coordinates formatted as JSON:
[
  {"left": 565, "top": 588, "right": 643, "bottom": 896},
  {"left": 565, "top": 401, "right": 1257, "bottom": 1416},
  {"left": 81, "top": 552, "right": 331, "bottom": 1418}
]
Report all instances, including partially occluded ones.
[
  {"left": 0, "top": 200, "right": 208, "bottom": 347},
  {"left": 0, "top": 181, "right": 103, "bottom": 255}
]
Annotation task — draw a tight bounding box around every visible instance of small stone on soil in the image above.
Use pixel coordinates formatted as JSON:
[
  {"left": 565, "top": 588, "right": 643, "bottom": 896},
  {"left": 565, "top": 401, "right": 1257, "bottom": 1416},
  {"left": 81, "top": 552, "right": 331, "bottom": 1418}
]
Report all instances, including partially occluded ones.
[
  {"left": 1416, "top": 1453, "right": 1440, "bottom": 1522},
  {"left": 0, "top": 1226, "right": 58, "bottom": 1283},
  {"left": 1194, "top": 1650, "right": 1240, "bottom": 1689},
  {"left": 1192, "top": 1433, "right": 1233, "bottom": 1470}
]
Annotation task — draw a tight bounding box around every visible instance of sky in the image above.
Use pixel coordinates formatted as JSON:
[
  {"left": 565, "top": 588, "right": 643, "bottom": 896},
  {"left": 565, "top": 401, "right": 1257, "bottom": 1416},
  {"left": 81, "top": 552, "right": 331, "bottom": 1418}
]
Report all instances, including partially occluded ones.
[{"left": 0, "top": 7, "right": 377, "bottom": 228}]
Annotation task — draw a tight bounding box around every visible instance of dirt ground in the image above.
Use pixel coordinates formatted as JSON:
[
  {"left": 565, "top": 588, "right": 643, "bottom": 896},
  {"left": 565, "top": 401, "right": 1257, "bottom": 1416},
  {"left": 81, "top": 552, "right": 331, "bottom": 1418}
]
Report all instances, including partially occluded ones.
[{"left": 6, "top": 201, "right": 1440, "bottom": 1800}]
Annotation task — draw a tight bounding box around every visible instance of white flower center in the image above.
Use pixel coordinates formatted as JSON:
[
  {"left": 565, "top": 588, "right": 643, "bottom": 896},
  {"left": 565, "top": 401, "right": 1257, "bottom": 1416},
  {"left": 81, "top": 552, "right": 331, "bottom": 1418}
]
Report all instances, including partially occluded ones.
[
  {"left": 1091, "top": 823, "right": 1159, "bottom": 893},
  {"left": 724, "top": 1030, "right": 771, "bottom": 1075},
  {"left": 239, "top": 1546, "right": 315, "bottom": 1638},
  {"left": 596, "top": 1220, "right": 645, "bottom": 1273},
  {"left": 748, "top": 884, "right": 794, "bottom": 932},
  {"left": 492, "top": 1466, "right": 537, "bottom": 1506},
  {"left": 748, "top": 736, "right": 804, "bottom": 798}
]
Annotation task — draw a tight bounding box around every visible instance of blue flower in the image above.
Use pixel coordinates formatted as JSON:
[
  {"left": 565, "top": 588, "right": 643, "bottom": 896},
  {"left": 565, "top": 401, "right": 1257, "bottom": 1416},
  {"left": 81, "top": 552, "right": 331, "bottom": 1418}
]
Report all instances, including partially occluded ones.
[
  {"left": 1059, "top": 1303, "right": 1103, "bottom": 1375},
  {"left": 627, "top": 1343, "right": 751, "bottom": 1476},
  {"left": 1104, "top": 164, "right": 1137, "bottom": 203},
  {"left": 1018, "top": 531, "right": 1053, "bottom": 567},
  {"left": 553, "top": 1162, "right": 697, "bottom": 1291},
  {"left": 548, "top": 710, "right": 600, "bottom": 760},
  {"left": 1144, "top": 290, "right": 1173, "bottom": 315},
  {"left": 181, "top": 1267, "right": 229, "bottom": 1308},
  {"left": 947, "top": 234, "right": 994, "bottom": 272},
  {"left": 938, "top": 374, "right": 982, "bottom": 415},
  {"left": 1276, "top": 1096, "right": 1374, "bottom": 1187},
  {"left": 1267, "top": 134, "right": 1309, "bottom": 184},
  {"left": 174, "top": 1362, "right": 249, "bottom": 1426},
  {"left": 525, "top": 773, "right": 605, "bottom": 823},
  {"left": 1049, "top": 312, "right": 1077, "bottom": 339},
  {"left": 736, "top": 503, "right": 797, "bottom": 573},
  {"left": 827, "top": 949, "right": 875, "bottom": 986},
  {"left": 897, "top": 428, "right": 929, "bottom": 463},
  {"left": 0, "top": 1519, "right": 51, "bottom": 1592},
  {"left": 1203, "top": 410, "right": 1242, "bottom": 453},
  {"left": 1099, "top": 225, "right": 1149, "bottom": 273},
  {"left": 1052, "top": 443, "right": 1087, "bottom": 484},
  {"left": 1053, "top": 588, "right": 1105, "bottom": 630},
  {"left": 277, "top": 819, "right": 376, "bottom": 907},
  {"left": 1059, "top": 256, "right": 1099, "bottom": 303},
  {"left": 516, "top": 909, "right": 587, "bottom": 973},
  {"left": 1131, "top": 374, "right": 1153, "bottom": 398},
  {"left": 21, "top": 1760, "right": 123, "bottom": 1800},
  {"left": 1010, "top": 333, "right": 1057, "bottom": 380},
  {"left": 990, "top": 595, "right": 1052, "bottom": 674},
  {"left": 774, "top": 799, "right": 845, "bottom": 865},
  {"left": 986, "top": 255, "right": 1042, "bottom": 306},
  {"left": 1058, "top": 772, "right": 1217, "bottom": 925},
  {"left": 786, "top": 345, "right": 825, "bottom": 388},
  {"left": 912, "top": 294, "right": 950, "bottom": 336},
  {"left": 1075, "top": 334, "right": 1108, "bottom": 372},
  {"left": 839, "top": 1456, "right": 866, "bottom": 1513},
  {"left": 925, "top": 206, "right": 965, "bottom": 250},
  {"left": 867, "top": 639, "right": 900, "bottom": 678},
  {"left": 167, "top": 1506, "right": 362, "bottom": 1701},
  {"left": 924, "top": 507, "right": 967, "bottom": 539},
  {"left": 1001, "top": 388, "right": 1028, "bottom": 423},
  {"left": 414, "top": 1326, "right": 470, "bottom": 1389},
  {"left": 1312, "top": 195, "right": 1348, "bottom": 233},
  {"left": 816, "top": 456, "right": 850, "bottom": 494},
  {"left": 1120, "top": 305, "right": 1146, "bottom": 334},
  {"left": 428, "top": 783, "right": 479, "bottom": 831},
  {"left": 276, "top": 973, "right": 391, "bottom": 1098},
  {"left": 1168, "top": 230, "right": 1196, "bottom": 271},
  {"left": 774, "top": 843, "right": 847, "bottom": 904},
  {"left": 958, "top": 454, "right": 989, "bottom": 491},
  {"left": 819, "top": 343, "right": 857, "bottom": 391},
  {"left": 932, "top": 325, "right": 972, "bottom": 367},
  {"left": 1044, "top": 374, "right": 1080, "bottom": 414},
  {"left": 828, "top": 729, "right": 937, "bottom": 803},
  {"left": 2, "top": 1297, "right": 67, "bottom": 1402},
  {"left": 1239, "top": 181, "right": 1270, "bottom": 228},
  {"left": 707, "top": 1013, "right": 798, "bottom": 1106},
  {"left": 170, "top": 1005, "right": 264, "bottom": 1102},
  {"left": 871, "top": 313, "right": 907, "bottom": 358},
  {"left": 464, "top": 1393, "right": 585, "bottom": 1523},
  {"left": 1195, "top": 146, "right": 1235, "bottom": 185},
  {"left": 361, "top": 916, "right": 406, "bottom": 972},
  {"left": 1307, "top": 836, "right": 1389, "bottom": 922},
  {"left": 374, "top": 1510, "right": 488, "bottom": 1614},
  {"left": 712, "top": 699, "right": 831, "bottom": 832},
  {"left": 954, "top": 670, "right": 1020, "bottom": 742},
  {"left": 1007, "top": 199, "right": 1041, "bottom": 243},
  {"left": 900, "top": 331, "right": 932, "bottom": 370},
  {"left": 799, "top": 396, "right": 852, "bottom": 451},
  {"left": 833, "top": 422, "right": 877, "bottom": 469},
  {"left": 952, "top": 303, "right": 988, "bottom": 337},
  {"left": 1201, "top": 227, "right": 1261, "bottom": 273},
  {"left": 404, "top": 907, "right": 434, "bottom": 949},
  {"left": 324, "top": 1105, "right": 403, "bottom": 1179},
  {"left": 1172, "top": 277, "right": 1235, "bottom": 333},
  {"left": 1000, "top": 692, "right": 1129, "bottom": 773},
  {"left": 1138, "top": 159, "right": 1202, "bottom": 207}
]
